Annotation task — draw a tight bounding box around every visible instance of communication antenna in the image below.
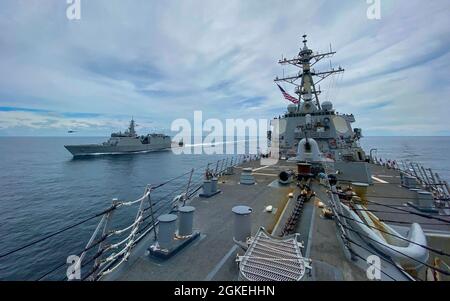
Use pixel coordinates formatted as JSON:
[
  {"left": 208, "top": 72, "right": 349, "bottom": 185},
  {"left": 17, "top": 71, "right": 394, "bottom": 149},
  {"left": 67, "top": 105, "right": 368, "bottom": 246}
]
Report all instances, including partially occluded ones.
[{"left": 274, "top": 35, "right": 344, "bottom": 110}]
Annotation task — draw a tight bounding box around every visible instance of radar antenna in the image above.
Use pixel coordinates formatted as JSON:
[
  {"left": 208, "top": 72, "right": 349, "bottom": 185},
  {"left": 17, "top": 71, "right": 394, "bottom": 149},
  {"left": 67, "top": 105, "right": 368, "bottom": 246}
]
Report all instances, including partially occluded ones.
[{"left": 274, "top": 35, "right": 344, "bottom": 111}]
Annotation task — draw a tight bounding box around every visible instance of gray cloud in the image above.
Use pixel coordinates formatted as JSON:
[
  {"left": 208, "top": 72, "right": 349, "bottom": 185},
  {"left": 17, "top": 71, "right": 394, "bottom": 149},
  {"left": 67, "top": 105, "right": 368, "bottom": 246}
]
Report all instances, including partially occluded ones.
[{"left": 0, "top": 0, "right": 449, "bottom": 136}]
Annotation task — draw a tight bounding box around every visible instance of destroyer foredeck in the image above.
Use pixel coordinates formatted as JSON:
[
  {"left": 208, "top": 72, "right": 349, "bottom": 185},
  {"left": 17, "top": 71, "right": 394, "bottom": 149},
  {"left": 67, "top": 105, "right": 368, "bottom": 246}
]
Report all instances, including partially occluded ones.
[
  {"left": 103, "top": 160, "right": 449, "bottom": 281},
  {"left": 91, "top": 35, "right": 450, "bottom": 282}
]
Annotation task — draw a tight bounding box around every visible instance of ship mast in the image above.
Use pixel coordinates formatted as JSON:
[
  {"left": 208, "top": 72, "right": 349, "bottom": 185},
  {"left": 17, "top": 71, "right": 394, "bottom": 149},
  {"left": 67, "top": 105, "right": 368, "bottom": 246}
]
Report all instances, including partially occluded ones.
[
  {"left": 128, "top": 117, "right": 137, "bottom": 137},
  {"left": 274, "top": 35, "right": 344, "bottom": 111}
]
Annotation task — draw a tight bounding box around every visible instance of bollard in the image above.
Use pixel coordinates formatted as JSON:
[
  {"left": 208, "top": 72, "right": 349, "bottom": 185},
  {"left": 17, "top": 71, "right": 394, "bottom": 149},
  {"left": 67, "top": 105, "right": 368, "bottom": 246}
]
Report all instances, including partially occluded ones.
[
  {"left": 211, "top": 177, "right": 218, "bottom": 193},
  {"left": 232, "top": 205, "right": 252, "bottom": 243},
  {"left": 157, "top": 214, "right": 178, "bottom": 250},
  {"left": 202, "top": 180, "right": 212, "bottom": 195},
  {"left": 240, "top": 168, "right": 255, "bottom": 185},
  {"left": 178, "top": 206, "right": 195, "bottom": 237},
  {"left": 200, "top": 178, "right": 221, "bottom": 198}
]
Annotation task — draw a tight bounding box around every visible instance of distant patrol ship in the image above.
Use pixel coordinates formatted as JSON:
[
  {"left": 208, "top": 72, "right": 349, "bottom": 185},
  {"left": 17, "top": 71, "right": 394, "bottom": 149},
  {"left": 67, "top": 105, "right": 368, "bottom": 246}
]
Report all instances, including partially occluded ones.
[{"left": 64, "top": 118, "right": 172, "bottom": 157}]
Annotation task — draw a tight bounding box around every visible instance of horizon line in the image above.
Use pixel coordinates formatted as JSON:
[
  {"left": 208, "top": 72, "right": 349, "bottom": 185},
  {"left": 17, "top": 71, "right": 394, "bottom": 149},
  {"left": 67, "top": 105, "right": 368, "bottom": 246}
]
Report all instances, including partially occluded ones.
[{"left": 0, "top": 135, "right": 449, "bottom": 138}]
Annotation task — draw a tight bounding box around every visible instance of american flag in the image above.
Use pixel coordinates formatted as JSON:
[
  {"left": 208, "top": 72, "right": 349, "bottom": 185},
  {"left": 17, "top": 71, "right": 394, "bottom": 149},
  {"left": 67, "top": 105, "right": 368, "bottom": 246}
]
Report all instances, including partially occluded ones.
[{"left": 276, "top": 84, "right": 299, "bottom": 104}]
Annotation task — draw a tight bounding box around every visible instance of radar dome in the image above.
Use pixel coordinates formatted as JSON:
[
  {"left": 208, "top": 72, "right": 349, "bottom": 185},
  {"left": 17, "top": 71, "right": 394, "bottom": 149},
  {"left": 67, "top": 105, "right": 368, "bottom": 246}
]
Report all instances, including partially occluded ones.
[
  {"left": 287, "top": 104, "right": 297, "bottom": 113},
  {"left": 322, "top": 101, "right": 333, "bottom": 111}
]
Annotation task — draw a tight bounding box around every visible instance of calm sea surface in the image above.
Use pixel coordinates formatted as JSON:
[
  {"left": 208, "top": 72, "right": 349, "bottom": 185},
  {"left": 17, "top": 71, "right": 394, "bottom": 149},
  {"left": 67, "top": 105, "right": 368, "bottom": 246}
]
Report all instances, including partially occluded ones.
[
  {"left": 0, "top": 136, "right": 448, "bottom": 280},
  {"left": 359, "top": 136, "right": 450, "bottom": 181}
]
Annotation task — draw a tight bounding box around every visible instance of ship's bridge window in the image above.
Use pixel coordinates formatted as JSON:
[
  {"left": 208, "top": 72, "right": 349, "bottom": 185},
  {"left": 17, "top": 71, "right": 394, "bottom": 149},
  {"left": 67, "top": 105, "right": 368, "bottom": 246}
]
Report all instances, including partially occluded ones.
[{"left": 332, "top": 116, "right": 350, "bottom": 134}]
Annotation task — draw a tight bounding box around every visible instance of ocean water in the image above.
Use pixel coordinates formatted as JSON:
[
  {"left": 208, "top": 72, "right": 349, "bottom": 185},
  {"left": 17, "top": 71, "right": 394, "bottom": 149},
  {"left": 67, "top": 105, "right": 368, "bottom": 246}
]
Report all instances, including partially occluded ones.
[
  {"left": 359, "top": 136, "right": 450, "bottom": 182},
  {"left": 0, "top": 136, "right": 448, "bottom": 280}
]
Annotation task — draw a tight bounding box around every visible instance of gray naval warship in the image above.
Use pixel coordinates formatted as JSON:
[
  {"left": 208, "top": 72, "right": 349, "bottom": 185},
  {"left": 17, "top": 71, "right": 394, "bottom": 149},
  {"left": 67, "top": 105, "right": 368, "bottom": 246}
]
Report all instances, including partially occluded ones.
[
  {"left": 28, "top": 35, "right": 449, "bottom": 282},
  {"left": 64, "top": 118, "right": 172, "bottom": 157},
  {"left": 271, "top": 36, "right": 364, "bottom": 165}
]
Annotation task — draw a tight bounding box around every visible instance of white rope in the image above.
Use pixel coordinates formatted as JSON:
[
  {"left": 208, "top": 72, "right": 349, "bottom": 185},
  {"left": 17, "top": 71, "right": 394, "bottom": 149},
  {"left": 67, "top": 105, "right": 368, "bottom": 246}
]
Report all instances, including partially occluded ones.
[
  {"left": 98, "top": 253, "right": 130, "bottom": 277},
  {"left": 101, "top": 240, "right": 133, "bottom": 265},
  {"left": 111, "top": 215, "right": 143, "bottom": 235},
  {"left": 96, "top": 205, "right": 144, "bottom": 276},
  {"left": 172, "top": 193, "right": 186, "bottom": 204},
  {"left": 119, "top": 190, "right": 150, "bottom": 207},
  {"left": 107, "top": 227, "right": 140, "bottom": 250},
  {"left": 99, "top": 191, "right": 147, "bottom": 274}
]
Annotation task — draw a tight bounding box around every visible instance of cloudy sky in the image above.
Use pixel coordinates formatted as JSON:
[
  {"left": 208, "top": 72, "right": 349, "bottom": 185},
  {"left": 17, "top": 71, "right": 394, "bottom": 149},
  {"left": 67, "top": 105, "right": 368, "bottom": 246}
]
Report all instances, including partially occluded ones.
[{"left": 0, "top": 0, "right": 449, "bottom": 136}]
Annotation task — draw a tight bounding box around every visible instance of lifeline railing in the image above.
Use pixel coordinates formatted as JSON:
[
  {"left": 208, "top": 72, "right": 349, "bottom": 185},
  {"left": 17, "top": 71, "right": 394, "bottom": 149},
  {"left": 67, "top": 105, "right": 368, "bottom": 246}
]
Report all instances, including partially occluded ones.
[
  {"left": 321, "top": 174, "right": 422, "bottom": 281},
  {"left": 66, "top": 154, "right": 260, "bottom": 281},
  {"left": 371, "top": 155, "right": 450, "bottom": 209}
]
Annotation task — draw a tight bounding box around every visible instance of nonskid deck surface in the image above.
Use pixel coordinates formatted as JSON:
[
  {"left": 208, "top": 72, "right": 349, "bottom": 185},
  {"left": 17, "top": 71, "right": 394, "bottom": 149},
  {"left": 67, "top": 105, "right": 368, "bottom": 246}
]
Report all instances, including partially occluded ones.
[
  {"left": 103, "top": 161, "right": 450, "bottom": 281},
  {"left": 365, "top": 164, "right": 450, "bottom": 233},
  {"left": 301, "top": 184, "right": 367, "bottom": 281}
]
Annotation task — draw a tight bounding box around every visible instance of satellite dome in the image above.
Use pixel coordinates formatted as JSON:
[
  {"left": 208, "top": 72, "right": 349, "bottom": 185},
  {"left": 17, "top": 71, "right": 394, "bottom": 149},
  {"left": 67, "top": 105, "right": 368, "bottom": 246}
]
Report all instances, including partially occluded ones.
[
  {"left": 287, "top": 104, "right": 297, "bottom": 113},
  {"left": 322, "top": 101, "right": 333, "bottom": 111}
]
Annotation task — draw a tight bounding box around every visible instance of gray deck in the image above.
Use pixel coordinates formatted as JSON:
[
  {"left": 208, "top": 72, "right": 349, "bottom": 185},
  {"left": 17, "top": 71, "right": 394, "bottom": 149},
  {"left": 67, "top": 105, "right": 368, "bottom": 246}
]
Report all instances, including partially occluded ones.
[
  {"left": 105, "top": 160, "right": 295, "bottom": 281},
  {"left": 302, "top": 184, "right": 367, "bottom": 281},
  {"left": 103, "top": 161, "right": 450, "bottom": 281},
  {"left": 367, "top": 164, "right": 450, "bottom": 232}
]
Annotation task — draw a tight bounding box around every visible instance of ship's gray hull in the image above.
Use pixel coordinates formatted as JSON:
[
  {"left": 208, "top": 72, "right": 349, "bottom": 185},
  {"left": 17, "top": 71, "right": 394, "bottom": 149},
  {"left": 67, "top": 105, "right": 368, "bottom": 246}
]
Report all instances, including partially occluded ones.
[{"left": 64, "top": 144, "right": 171, "bottom": 157}]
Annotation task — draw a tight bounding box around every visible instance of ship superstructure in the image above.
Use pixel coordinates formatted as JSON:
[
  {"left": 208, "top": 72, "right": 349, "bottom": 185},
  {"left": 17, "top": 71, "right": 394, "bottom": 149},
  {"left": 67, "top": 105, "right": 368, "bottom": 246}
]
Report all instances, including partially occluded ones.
[{"left": 270, "top": 35, "right": 365, "bottom": 163}]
